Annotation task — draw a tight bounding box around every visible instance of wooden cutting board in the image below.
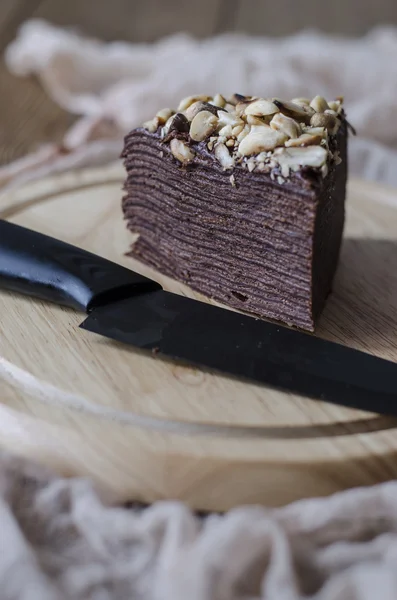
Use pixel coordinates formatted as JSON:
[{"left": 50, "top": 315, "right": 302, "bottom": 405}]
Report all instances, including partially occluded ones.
[{"left": 1, "top": 163, "right": 397, "bottom": 512}]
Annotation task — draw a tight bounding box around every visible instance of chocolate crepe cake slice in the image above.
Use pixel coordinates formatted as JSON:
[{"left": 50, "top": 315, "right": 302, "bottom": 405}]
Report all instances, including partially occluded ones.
[{"left": 122, "top": 93, "right": 348, "bottom": 331}]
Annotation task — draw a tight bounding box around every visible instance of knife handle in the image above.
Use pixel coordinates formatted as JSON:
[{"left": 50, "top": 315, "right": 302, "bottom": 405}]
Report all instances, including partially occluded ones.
[{"left": 0, "top": 220, "right": 161, "bottom": 313}]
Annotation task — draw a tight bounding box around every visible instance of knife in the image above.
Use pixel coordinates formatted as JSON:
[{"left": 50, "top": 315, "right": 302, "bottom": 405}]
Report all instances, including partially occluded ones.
[{"left": 0, "top": 219, "right": 396, "bottom": 417}]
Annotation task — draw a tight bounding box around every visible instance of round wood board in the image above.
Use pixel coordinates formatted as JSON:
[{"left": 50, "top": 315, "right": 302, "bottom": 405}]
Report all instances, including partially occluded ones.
[{"left": 1, "top": 163, "right": 397, "bottom": 512}]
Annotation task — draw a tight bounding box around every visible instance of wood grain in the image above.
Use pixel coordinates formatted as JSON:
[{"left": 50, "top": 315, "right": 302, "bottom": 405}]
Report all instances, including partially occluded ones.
[
  {"left": 0, "top": 1, "right": 73, "bottom": 166},
  {"left": 0, "top": 61, "right": 72, "bottom": 166},
  {"left": 32, "top": 0, "right": 223, "bottom": 42},
  {"left": 29, "top": 0, "right": 397, "bottom": 38},
  {"left": 232, "top": 0, "right": 397, "bottom": 36},
  {"left": 0, "top": 0, "right": 43, "bottom": 52},
  {"left": 0, "top": 164, "right": 397, "bottom": 511}
]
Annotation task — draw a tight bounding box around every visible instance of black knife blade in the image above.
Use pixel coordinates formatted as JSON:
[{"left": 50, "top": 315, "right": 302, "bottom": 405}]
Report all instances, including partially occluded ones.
[
  {"left": 1, "top": 219, "right": 397, "bottom": 416},
  {"left": 81, "top": 288, "right": 397, "bottom": 415}
]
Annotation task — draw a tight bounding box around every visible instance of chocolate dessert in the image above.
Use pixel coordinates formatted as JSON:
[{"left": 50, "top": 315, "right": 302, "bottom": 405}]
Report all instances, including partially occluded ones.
[{"left": 122, "top": 93, "right": 349, "bottom": 331}]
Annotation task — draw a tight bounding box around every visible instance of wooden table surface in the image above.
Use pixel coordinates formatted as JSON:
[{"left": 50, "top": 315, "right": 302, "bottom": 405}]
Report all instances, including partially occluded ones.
[
  {"left": 0, "top": 0, "right": 397, "bottom": 510},
  {"left": 2, "top": 165, "right": 397, "bottom": 511},
  {"left": 1, "top": 0, "right": 396, "bottom": 166}
]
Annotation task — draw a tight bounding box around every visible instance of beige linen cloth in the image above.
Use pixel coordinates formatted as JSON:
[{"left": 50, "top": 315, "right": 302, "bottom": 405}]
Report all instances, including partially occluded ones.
[
  {"left": 1, "top": 20, "right": 397, "bottom": 600},
  {"left": 2, "top": 19, "right": 397, "bottom": 190}
]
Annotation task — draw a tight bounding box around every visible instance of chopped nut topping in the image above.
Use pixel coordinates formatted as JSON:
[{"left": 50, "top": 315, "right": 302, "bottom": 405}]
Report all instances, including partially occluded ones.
[
  {"left": 235, "top": 101, "right": 252, "bottom": 117},
  {"left": 217, "top": 111, "right": 244, "bottom": 128},
  {"left": 162, "top": 115, "right": 175, "bottom": 136},
  {"left": 292, "top": 97, "right": 311, "bottom": 106},
  {"left": 310, "top": 96, "right": 329, "bottom": 113},
  {"left": 144, "top": 93, "right": 348, "bottom": 179},
  {"left": 274, "top": 146, "right": 328, "bottom": 168},
  {"left": 281, "top": 163, "right": 290, "bottom": 178},
  {"left": 237, "top": 124, "right": 251, "bottom": 143},
  {"left": 185, "top": 101, "right": 219, "bottom": 121},
  {"left": 273, "top": 99, "right": 314, "bottom": 123},
  {"left": 270, "top": 113, "right": 301, "bottom": 139},
  {"left": 163, "top": 112, "right": 190, "bottom": 137},
  {"left": 321, "top": 164, "right": 329, "bottom": 178},
  {"left": 156, "top": 108, "right": 174, "bottom": 124},
  {"left": 310, "top": 112, "right": 339, "bottom": 134},
  {"left": 247, "top": 159, "right": 256, "bottom": 172},
  {"left": 232, "top": 124, "right": 244, "bottom": 137},
  {"left": 143, "top": 117, "right": 160, "bottom": 133},
  {"left": 229, "top": 93, "right": 254, "bottom": 106},
  {"left": 303, "top": 126, "right": 327, "bottom": 137},
  {"left": 328, "top": 100, "right": 342, "bottom": 114},
  {"left": 244, "top": 99, "right": 279, "bottom": 117},
  {"left": 170, "top": 139, "right": 195, "bottom": 164},
  {"left": 246, "top": 115, "right": 269, "bottom": 127},
  {"left": 218, "top": 124, "right": 233, "bottom": 137},
  {"left": 224, "top": 103, "right": 236, "bottom": 113},
  {"left": 190, "top": 110, "right": 218, "bottom": 142},
  {"left": 177, "top": 95, "right": 212, "bottom": 111},
  {"left": 285, "top": 133, "right": 323, "bottom": 147},
  {"left": 238, "top": 126, "right": 288, "bottom": 156},
  {"left": 211, "top": 93, "right": 226, "bottom": 108},
  {"left": 215, "top": 142, "right": 234, "bottom": 169}
]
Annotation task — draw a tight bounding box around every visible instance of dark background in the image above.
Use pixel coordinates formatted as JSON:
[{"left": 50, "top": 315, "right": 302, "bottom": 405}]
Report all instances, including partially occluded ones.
[{"left": 1, "top": 0, "right": 396, "bottom": 164}]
